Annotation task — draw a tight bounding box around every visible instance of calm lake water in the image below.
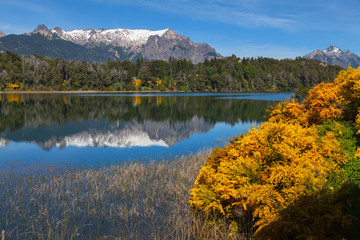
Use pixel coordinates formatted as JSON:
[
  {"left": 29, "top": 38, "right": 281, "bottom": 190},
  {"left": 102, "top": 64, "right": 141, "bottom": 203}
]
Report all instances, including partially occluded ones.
[{"left": 0, "top": 92, "right": 292, "bottom": 173}]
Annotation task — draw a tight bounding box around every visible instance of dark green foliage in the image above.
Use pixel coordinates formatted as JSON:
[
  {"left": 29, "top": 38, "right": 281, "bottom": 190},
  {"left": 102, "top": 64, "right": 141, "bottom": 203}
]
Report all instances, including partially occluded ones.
[
  {"left": 256, "top": 184, "right": 360, "bottom": 240},
  {"left": 0, "top": 51, "right": 343, "bottom": 92},
  {"left": 0, "top": 33, "right": 112, "bottom": 62}
]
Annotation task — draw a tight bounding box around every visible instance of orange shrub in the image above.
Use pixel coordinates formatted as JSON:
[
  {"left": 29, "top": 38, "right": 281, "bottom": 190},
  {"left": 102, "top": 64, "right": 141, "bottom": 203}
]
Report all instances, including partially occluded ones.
[
  {"left": 270, "top": 67, "right": 360, "bottom": 126},
  {"left": 189, "top": 121, "right": 346, "bottom": 235},
  {"left": 190, "top": 67, "right": 360, "bottom": 238},
  {"left": 334, "top": 66, "right": 360, "bottom": 119},
  {"left": 269, "top": 83, "right": 342, "bottom": 126},
  {"left": 334, "top": 66, "right": 360, "bottom": 105},
  {"left": 303, "top": 82, "right": 342, "bottom": 124},
  {"left": 268, "top": 99, "right": 308, "bottom": 126}
]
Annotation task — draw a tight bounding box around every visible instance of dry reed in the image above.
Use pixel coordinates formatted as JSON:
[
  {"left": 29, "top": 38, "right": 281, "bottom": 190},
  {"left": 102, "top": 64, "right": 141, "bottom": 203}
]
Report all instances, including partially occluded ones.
[{"left": 0, "top": 149, "right": 251, "bottom": 240}]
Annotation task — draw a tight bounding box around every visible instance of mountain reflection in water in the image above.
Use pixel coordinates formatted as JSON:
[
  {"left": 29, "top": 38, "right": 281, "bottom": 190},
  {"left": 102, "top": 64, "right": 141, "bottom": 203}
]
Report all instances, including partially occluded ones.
[{"left": 0, "top": 93, "right": 292, "bottom": 171}]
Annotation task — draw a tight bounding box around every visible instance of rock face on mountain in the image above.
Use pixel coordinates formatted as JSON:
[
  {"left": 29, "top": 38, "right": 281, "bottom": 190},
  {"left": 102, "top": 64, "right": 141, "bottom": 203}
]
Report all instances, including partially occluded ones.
[
  {"left": 32, "top": 24, "right": 52, "bottom": 36},
  {"left": 0, "top": 30, "right": 5, "bottom": 38},
  {"left": 141, "top": 29, "right": 219, "bottom": 63},
  {"left": 0, "top": 24, "right": 221, "bottom": 63},
  {"left": 304, "top": 45, "right": 360, "bottom": 68}
]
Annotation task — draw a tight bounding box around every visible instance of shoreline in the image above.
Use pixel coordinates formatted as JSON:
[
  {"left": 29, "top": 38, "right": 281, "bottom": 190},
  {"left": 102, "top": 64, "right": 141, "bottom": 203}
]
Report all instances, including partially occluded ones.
[
  {"left": 0, "top": 90, "right": 182, "bottom": 94},
  {"left": 0, "top": 90, "right": 286, "bottom": 94}
]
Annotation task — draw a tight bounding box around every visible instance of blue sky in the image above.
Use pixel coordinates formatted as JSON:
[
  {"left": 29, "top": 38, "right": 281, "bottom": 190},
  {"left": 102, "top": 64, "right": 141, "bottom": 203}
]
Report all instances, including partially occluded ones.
[{"left": 1, "top": 0, "right": 360, "bottom": 59}]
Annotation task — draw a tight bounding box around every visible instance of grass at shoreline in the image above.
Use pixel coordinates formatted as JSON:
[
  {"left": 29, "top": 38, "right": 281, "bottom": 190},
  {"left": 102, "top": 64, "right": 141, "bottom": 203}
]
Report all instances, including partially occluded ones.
[{"left": 0, "top": 149, "right": 250, "bottom": 240}]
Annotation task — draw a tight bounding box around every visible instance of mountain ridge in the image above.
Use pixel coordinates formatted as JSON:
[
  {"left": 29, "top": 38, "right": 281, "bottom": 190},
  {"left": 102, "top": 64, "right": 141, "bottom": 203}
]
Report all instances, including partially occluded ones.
[
  {"left": 0, "top": 24, "right": 221, "bottom": 63},
  {"left": 48, "top": 26, "right": 169, "bottom": 48},
  {"left": 304, "top": 45, "right": 360, "bottom": 68}
]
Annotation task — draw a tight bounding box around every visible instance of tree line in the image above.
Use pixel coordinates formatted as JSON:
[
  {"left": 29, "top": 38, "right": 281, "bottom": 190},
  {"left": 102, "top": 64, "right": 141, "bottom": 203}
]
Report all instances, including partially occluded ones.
[{"left": 0, "top": 50, "right": 343, "bottom": 92}]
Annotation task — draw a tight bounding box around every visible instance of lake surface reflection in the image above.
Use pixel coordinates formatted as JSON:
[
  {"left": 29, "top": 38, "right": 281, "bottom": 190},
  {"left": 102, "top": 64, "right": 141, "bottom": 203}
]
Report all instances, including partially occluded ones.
[{"left": 0, "top": 92, "right": 292, "bottom": 172}]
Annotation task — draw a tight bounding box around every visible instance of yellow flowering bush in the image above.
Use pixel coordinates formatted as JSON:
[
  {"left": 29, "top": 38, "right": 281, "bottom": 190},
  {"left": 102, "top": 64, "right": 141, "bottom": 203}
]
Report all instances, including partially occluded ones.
[
  {"left": 133, "top": 79, "right": 142, "bottom": 87},
  {"left": 190, "top": 67, "right": 360, "bottom": 239},
  {"left": 269, "top": 82, "right": 341, "bottom": 126},
  {"left": 304, "top": 82, "right": 342, "bottom": 124},
  {"left": 189, "top": 121, "right": 346, "bottom": 235},
  {"left": 334, "top": 66, "right": 360, "bottom": 106},
  {"left": 268, "top": 99, "right": 308, "bottom": 126},
  {"left": 269, "top": 67, "right": 360, "bottom": 125}
]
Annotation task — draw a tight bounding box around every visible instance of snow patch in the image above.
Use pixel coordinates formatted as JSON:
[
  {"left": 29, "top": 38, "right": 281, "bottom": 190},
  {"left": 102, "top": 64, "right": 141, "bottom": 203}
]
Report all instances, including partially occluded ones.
[
  {"left": 51, "top": 28, "right": 169, "bottom": 47},
  {"left": 324, "top": 45, "right": 341, "bottom": 54},
  {"left": 55, "top": 131, "right": 168, "bottom": 148},
  {"left": 0, "top": 138, "right": 9, "bottom": 148}
]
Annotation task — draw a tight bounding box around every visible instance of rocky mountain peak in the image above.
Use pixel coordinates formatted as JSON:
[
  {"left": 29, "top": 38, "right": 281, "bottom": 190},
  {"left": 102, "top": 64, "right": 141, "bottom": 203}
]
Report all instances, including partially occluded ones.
[
  {"left": 0, "top": 30, "right": 5, "bottom": 38},
  {"left": 33, "top": 24, "right": 50, "bottom": 33},
  {"left": 0, "top": 24, "right": 222, "bottom": 63},
  {"left": 304, "top": 45, "right": 360, "bottom": 68},
  {"left": 161, "top": 28, "right": 189, "bottom": 42},
  {"left": 53, "top": 27, "right": 63, "bottom": 33},
  {"left": 48, "top": 27, "right": 169, "bottom": 48},
  {"left": 45, "top": 25, "right": 221, "bottom": 63},
  {"left": 32, "top": 24, "right": 52, "bottom": 37},
  {"left": 163, "top": 28, "right": 177, "bottom": 37},
  {"left": 324, "top": 45, "right": 341, "bottom": 53}
]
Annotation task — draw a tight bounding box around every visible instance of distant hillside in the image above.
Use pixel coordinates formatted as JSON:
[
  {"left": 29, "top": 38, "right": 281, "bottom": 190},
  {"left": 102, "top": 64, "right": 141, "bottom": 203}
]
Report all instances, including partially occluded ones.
[
  {"left": 0, "top": 33, "right": 114, "bottom": 62},
  {"left": 0, "top": 24, "right": 222, "bottom": 63},
  {"left": 304, "top": 45, "right": 360, "bottom": 68}
]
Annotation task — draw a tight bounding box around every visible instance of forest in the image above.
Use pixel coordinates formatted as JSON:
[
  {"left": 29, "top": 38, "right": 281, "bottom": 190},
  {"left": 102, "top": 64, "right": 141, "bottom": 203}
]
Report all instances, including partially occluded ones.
[{"left": 0, "top": 50, "right": 342, "bottom": 92}]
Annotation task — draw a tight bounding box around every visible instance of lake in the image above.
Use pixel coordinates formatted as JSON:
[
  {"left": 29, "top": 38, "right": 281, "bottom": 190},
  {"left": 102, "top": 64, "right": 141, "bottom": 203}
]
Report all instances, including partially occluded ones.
[{"left": 0, "top": 92, "right": 292, "bottom": 173}]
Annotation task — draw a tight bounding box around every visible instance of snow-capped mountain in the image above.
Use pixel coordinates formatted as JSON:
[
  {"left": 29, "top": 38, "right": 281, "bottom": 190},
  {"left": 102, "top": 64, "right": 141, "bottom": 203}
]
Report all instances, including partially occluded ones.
[
  {"left": 323, "top": 45, "right": 341, "bottom": 54},
  {"left": 0, "top": 117, "right": 214, "bottom": 150},
  {"left": 304, "top": 45, "right": 360, "bottom": 68},
  {"left": 55, "top": 129, "right": 168, "bottom": 148},
  {"left": 0, "top": 24, "right": 221, "bottom": 63},
  {"left": 50, "top": 26, "right": 169, "bottom": 49}
]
